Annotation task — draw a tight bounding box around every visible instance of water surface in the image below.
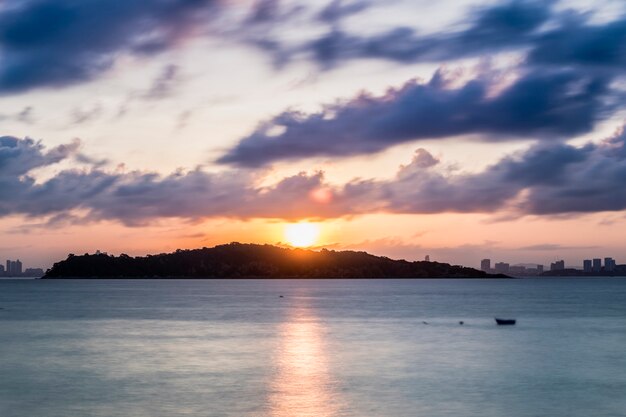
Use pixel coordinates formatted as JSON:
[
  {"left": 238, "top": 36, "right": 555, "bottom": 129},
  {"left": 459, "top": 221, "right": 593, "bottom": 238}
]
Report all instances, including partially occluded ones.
[{"left": 1, "top": 278, "right": 625, "bottom": 416}]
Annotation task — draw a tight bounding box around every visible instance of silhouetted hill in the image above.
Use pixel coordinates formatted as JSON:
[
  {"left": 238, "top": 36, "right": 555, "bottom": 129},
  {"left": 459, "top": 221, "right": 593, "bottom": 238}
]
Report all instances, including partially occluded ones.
[{"left": 44, "top": 243, "right": 506, "bottom": 279}]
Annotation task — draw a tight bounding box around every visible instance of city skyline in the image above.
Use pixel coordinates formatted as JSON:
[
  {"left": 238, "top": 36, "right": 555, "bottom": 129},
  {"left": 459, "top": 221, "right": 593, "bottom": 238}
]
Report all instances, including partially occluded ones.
[
  {"left": 0, "top": 258, "right": 44, "bottom": 277},
  {"left": 481, "top": 255, "right": 621, "bottom": 276}
]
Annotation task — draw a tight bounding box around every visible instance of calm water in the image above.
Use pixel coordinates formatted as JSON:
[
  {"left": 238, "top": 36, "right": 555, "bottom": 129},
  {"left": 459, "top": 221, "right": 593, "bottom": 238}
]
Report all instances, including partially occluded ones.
[{"left": 1, "top": 278, "right": 625, "bottom": 417}]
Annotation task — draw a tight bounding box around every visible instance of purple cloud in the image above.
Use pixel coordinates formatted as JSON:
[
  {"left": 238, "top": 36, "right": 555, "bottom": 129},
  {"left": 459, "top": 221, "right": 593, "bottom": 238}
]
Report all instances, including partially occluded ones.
[
  {"left": 218, "top": 68, "right": 615, "bottom": 167},
  {"left": 0, "top": 0, "right": 219, "bottom": 93},
  {"left": 4, "top": 127, "right": 626, "bottom": 225}
]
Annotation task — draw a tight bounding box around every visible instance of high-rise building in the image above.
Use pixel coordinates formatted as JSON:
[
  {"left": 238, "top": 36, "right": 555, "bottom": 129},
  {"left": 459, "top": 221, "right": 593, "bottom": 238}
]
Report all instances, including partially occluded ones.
[
  {"left": 481, "top": 259, "right": 491, "bottom": 272},
  {"left": 550, "top": 260, "right": 565, "bottom": 271},
  {"left": 425, "top": 255, "right": 430, "bottom": 262},
  {"left": 537, "top": 265, "right": 544, "bottom": 274},
  {"left": 5, "top": 259, "right": 23, "bottom": 276},
  {"left": 583, "top": 259, "right": 592, "bottom": 273},
  {"left": 592, "top": 258, "right": 602, "bottom": 273},
  {"left": 494, "top": 262, "right": 510, "bottom": 273},
  {"left": 0, "top": 264, "right": 4, "bottom": 275},
  {"left": 605, "top": 257, "right": 616, "bottom": 272}
]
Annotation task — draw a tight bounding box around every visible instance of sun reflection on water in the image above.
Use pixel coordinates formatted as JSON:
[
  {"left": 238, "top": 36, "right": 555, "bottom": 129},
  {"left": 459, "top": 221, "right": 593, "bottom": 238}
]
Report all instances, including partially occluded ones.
[{"left": 269, "top": 303, "right": 343, "bottom": 417}]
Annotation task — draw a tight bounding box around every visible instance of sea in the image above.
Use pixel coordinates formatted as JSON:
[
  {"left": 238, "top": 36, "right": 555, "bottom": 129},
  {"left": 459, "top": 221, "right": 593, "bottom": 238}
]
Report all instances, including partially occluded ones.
[{"left": 1, "top": 278, "right": 625, "bottom": 417}]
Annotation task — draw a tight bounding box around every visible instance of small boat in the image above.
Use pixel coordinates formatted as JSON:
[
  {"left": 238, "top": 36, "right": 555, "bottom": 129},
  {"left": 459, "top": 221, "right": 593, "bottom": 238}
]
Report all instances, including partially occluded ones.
[{"left": 495, "top": 318, "right": 516, "bottom": 325}]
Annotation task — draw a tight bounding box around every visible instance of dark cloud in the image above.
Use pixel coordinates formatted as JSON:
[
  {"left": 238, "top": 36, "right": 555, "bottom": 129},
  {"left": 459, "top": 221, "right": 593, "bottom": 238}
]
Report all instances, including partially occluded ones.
[
  {"left": 372, "top": 148, "right": 519, "bottom": 214},
  {"left": 378, "top": 127, "right": 626, "bottom": 216},
  {"left": 0, "top": 135, "right": 80, "bottom": 177},
  {"left": 317, "top": 0, "right": 370, "bottom": 24},
  {"left": 0, "top": 136, "right": 354, "bottom": 224},
  {"left": 528, "top": 13, "right": 626, "bottom": 69},
  {"left": 218, "top": 67, "right": 615, "bottom": 167},
  {"left": 4, "top": 128, "right": 626, "bottom": 225},
  {"left": 277, "top": 1, "right": 626, "bottom": 74},
  {"left": 301, "top": 0, "right": 552, "bottom": 67},
  {"left": 247, "top": 0, "right": 288, "bottom": 24},
  {"left": 1, "top": 0, "right": 622, "bottom": 94},
  {"left": 517, "top": 129, "right": 626, "bottom": 215},
  {"left": 0, "top": 0, "right": 219, "bottom": 93}
]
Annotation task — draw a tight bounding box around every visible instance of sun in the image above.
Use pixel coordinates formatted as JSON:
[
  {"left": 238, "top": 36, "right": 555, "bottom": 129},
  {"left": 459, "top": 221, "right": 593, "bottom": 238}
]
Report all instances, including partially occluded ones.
[{"left": 284, "top": 223, "right": 320, "bottom": 247}]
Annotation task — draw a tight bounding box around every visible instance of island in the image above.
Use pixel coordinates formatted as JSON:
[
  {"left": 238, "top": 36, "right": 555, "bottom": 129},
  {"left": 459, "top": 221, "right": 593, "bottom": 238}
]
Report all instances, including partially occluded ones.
[{"left": 43, "top": 243, "right": 506, "bottom": 279}]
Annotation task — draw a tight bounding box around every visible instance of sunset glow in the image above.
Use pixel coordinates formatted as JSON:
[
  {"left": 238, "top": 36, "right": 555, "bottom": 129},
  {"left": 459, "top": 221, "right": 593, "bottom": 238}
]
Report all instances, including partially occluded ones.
[
  {"left": 270, "top": 303, "right": 341, "bottom": 416},
  {"left": 284, "top": 223, "right": 320, "bottom": 247}
]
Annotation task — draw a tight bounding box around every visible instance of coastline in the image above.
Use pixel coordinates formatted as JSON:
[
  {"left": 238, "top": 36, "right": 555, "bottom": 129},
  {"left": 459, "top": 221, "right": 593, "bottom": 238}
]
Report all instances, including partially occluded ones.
[{"left": 41, "top": 274, "right": 510, "bottom": 279}]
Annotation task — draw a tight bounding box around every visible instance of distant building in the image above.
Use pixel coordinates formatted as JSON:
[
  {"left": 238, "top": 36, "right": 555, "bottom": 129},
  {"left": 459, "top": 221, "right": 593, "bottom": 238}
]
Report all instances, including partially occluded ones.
[
  {"left": 0, "top": 264, "right": 4, "bottom": 275},
  {"left": 494, "top": 262, "right": 510, "bottom": 273},
  {"left": 537, "top": 265, "right": 544, "bottom": 274},
  {"left": 592, "top": 258, "right": 602, "bottom": 273},
  {"left": 6, "top": 259, "right": 23, "bottom": 276},
  {"left": 481, "top": 259, "right": 491, "bottom": 272},
  {"left": 605, "top": 257, "right": 616, "bottom": 272},
  {"left": 509, "top": 265, "right": 527, "bottom": 275},
  {"left": 425, "top": 255, "right": 430, "bottom": 262},
  {"left": 550, "top": 260, "right": 565, "bottom": 271},
  {"left": 583, "top": 259, "right": 592, "bottom": 273},
  {"left": 24, "top": 268, "right": 44, "bottom": 277}
]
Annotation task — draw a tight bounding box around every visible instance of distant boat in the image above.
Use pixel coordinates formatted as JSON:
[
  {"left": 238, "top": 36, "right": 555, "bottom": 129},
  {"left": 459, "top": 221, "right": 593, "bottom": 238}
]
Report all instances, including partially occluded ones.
[{"left": 495, "top": 318, "right": 516, "bottom": 325}]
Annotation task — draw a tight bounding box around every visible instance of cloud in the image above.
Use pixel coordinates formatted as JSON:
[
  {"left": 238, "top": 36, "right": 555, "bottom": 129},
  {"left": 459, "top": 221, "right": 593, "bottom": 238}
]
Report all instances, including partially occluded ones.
[
  {"left": 0, "top": 135, "right": 80, "bottom": 177},
  {"left": 1, "top": 0, "right": 622, "bottom": 94},
  {"left": 246, "top": 0, "right": 305, "bottom": 24},
  {"left": 71, "top": 103, "right": 104, "bottom": 124},
  {"left": 0, "top": 106, "right": 36, "bottom": 124},
  {"left": 316, "top": 0, "right": 371, "bottom": 24},
  {"left": 516, "top": 128, "right": 626, "bottom": 214},
  {"left": 273, "top": 0, "right": 626, "bottom": 74},
  {"left": 4, "top": 126, "right": 626, "bottom": 225},
  {"left": 16, "top": 106, "right": 36, "bottom": 124},
  {"left": 518, "top": 244, "right": 599, "bottom": 251},
  {"left": 528, "top": 12, "right": 626, "bottom": 69},
  {"left": 378, "top": 127, "right": 626, "bottom": 216},
  {"left": 218, "top": 67, "right": 615, "bottom": 166},
  {"left": 298, "top": 0, "right": 553, "bottom": 67},
  {"left": 0, "top": 136, "right": 354, "bottom": 224},
  {"left": 142, "top": 64, "right": 181, "bottom": 100},
  {"left": 0, "top": 0, "right": 219, "bottom": 94}
]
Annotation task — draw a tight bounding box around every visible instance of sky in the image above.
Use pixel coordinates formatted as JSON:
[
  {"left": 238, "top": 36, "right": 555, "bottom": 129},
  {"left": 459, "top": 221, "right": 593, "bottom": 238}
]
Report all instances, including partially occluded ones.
[{"left": 1, "top": 0, "right": 626, "bottom": 270}]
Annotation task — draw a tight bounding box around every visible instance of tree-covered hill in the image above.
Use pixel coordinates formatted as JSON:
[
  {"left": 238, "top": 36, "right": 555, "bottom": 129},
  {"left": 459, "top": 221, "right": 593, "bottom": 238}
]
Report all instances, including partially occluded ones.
[{"left": 44, "top": 243, "right": 505, "bottom": 279}]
